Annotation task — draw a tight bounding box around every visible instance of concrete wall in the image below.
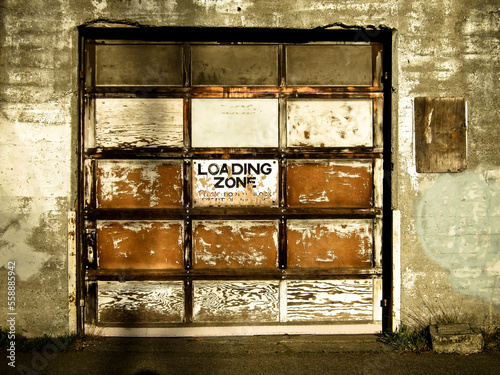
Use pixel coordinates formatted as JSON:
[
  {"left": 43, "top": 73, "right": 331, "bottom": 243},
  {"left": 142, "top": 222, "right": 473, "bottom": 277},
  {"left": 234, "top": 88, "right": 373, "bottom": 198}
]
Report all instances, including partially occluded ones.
[{"left": 0, "top": 0, "right": 498, "bottom": 336}]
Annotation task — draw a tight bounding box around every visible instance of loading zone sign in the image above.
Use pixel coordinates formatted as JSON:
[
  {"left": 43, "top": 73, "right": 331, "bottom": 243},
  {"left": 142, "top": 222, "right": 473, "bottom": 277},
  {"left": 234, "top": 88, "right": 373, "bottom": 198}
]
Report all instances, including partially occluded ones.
[{"left": 193, "top": 160, "right": 279, "bottom": 207}]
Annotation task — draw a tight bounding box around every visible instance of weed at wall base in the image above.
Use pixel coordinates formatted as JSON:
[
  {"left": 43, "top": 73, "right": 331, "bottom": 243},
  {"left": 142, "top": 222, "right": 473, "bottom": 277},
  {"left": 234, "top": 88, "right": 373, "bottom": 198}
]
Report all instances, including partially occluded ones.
[
  {"left": 482, "top": 328, "right": 500, "bottom": 351},
  {"left": 379, "top": 325, "right": 431, "bottom": 352}
]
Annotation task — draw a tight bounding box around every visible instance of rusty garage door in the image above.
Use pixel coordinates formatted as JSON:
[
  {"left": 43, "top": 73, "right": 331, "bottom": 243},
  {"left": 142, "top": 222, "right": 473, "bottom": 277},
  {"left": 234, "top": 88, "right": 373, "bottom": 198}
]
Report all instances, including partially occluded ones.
[{"left": 80, "top": 31, "right": 387, "bottom": 336}]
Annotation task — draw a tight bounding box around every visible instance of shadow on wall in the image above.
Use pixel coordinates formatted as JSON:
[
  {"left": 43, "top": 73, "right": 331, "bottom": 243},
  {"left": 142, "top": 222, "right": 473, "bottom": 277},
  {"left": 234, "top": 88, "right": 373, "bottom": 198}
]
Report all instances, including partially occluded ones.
[{"left": 416, "top": 169, "right": 500, "bottom": 306}]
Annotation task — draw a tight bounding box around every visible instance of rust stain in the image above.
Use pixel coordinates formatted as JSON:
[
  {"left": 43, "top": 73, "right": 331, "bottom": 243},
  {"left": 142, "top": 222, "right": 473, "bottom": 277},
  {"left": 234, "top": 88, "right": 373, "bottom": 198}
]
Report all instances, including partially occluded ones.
[
  {"left": 193, "top": 221, "right": 279, "bottom": 269},
  {"left": 96, "top": 160, "right": 183, "bottom": 209},
  {"left": 287, "top": 160, "right": 373, "bottom": 208},
  {"left": 287, "top": 220, "right": 373, "bottom": 268},
  {"left": 97, "top": 221, "right": 184, "bottom": 270}
]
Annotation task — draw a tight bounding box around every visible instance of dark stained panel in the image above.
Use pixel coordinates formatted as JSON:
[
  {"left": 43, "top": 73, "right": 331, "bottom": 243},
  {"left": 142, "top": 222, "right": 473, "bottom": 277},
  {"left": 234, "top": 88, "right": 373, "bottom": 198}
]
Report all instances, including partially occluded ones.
[
  {"left": 95, "top": 44, "right": 183, "bottom": 86},
  {"left": 286, "top": 45, "right": 373, "bottom": 86},
  {"left": 415, "top": 97, "right": 467, "bottom": 172},
  {"left": 191, "top": 45, "right": 279, "bottom": 86}
]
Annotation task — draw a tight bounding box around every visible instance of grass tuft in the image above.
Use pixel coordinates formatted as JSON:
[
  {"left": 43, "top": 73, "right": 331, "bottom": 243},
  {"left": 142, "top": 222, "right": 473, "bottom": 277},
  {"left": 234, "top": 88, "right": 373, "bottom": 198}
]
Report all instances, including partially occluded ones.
[
  {"left": 379, "top": 325, "right": 431, "bottom": 352},
  {"left": 482, "top": 328, "right": 500, "bottom": 351}
]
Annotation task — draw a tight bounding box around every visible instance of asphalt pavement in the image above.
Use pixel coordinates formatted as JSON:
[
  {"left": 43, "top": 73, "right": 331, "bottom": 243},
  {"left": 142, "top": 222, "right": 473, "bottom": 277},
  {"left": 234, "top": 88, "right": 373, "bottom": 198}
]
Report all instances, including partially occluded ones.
[{"left": 3, "top": 335, "right": 500, "bottom": 375}]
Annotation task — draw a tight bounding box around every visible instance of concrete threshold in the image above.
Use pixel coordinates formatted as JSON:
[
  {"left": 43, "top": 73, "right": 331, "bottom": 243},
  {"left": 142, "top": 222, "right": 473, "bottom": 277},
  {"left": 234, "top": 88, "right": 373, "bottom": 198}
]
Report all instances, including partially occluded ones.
[{"left": 83, "top": 334, "right": 393, "bottom": 354}]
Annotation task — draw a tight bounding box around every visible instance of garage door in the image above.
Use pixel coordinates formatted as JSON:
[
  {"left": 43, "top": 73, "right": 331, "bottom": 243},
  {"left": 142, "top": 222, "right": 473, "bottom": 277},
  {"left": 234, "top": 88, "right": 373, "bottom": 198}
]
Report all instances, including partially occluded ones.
[{"left": 81, "top": 34, "right": 386, "bottom": 336}]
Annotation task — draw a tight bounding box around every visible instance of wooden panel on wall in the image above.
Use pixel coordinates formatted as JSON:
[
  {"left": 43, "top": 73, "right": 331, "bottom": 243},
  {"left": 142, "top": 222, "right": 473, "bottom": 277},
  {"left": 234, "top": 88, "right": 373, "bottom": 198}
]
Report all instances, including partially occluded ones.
[
  {"left": 96, "top": 220, "right": 184, "bottom": 270},
  {"left": 95, "top": 98, "right": 184, "bottom": 149},
  {"left": 191, "top": 45, "right": 278, "bottom": 86},
  {"left": 286, "top": 279, "right": 373, "bottom": 321},
  {"left": 415, "top": 97, "right": 467, "bottom": 172},
  {"left": 287, "top": 99, "right": 373, "bottom": 148},
  {"left": 96, "top": 160, "right": 183, "bottom": 209},
  {"left": 193, "top": 281, "right": 280, "bottom": 323},
  {"left": 95, "top": 44, "right": 183, "bottom": 86},
  {"left": 286, "top": 45, "right": 373, "bottom": 86},
  {"left": 193, "top": 221, "right": 279, "bottom": 269},
  {"left": 287, "top": 220, "right": 373, "bottom": 268},
  {"left": 191, "top": 99, "right": 279, "bottom": 148},
  {"left": 287, "top": 160, "right": 373, "bottom": 208},
  {"left": 98, "top": 281, "right": 184, "bottom": 323}
]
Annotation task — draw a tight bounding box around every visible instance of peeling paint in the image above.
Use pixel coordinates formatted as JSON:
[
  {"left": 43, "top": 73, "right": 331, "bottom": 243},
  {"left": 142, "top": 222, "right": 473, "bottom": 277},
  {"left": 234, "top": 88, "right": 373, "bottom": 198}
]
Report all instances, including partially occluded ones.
[
  {"left": 287, "top": 99, "right": 373, "bottom": 148},
  {"left": 0, "top": 197, "right": 66, "bottom": 280},
  {"left": 97, "top": 220, "right": 184, "bottom": 269},
  {"left": 98, "top": 281, "right": 184, "bottom": 323},
  {"left": 91, "top": 0, "right": 108, "bottom": 14},
  {"left": 95, "top": 99, "right": 184, "bottom": 149},
  {"left": 287, "top": 219, "right": 373, "bottom": 268},
  {"left": 96, "top": 160, "right": 183, "bottom": 209},
  {"left": 193, "top": 280, "right": 279, "bottom": 323},
  {"left": 193, "top": 220, "right": 279, "bottom": 269},
  {"left": 287, "top": 280, "right": 374, "bottom": 321},
  {"left": 287, "top": 160, "right": 373, "bottom": 208}
]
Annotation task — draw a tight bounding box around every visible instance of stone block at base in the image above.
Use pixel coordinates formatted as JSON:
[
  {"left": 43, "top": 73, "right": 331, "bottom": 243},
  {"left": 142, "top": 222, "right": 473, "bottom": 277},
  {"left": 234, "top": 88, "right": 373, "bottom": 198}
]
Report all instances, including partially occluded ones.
[{"left": 430, "top": 324, "right": 484, "bottom": 354}]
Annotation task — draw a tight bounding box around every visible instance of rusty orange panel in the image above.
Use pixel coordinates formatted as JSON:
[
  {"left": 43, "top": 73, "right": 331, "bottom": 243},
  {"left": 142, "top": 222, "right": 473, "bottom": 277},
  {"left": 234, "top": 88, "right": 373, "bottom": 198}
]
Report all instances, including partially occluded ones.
[
  {"left": 287, "top": 220, "right": 373, "bottom": 268},
  {"left": 96, "top": 160, "right": 183, "bottom": 209},
  {"left": 97, "top": 221, "right": 184, "bottom": 270},
  {"left": 287, "top": 160, "right": 373, "bottom": 208},
  {"left": 193, "top": 221, "right": 279, "bottom": 269}
]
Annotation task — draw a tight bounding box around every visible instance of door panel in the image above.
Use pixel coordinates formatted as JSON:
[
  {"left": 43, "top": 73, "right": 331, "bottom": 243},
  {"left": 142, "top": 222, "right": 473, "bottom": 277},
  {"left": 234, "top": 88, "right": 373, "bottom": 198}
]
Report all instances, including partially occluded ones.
[
  {"left": 95, "top": 98, "right": 184, "bottom": 149},
  {"left": 191, "top": 45, "right": 279, "bottom": 86},
  {"left": 193, "top": 220, "right": 279, "bottom": 269},
  {"left": 287, "top": 160, "right": 374, "bottom": 208},
  {"left": 286, "top": 45, "right": 373, "bottom": 86},
  {"left": 287, "top": 99, "right": 373, "bottom": 148},
  {"left": 191, "top": 99, "right": 279, "bottom": 148},
  {"left": 287, "top": 219, "right": 373, "bottom": 268},
  {"left": 95, "top": 44, "right": 183, "bottom": 87},
  {"left": 96, "top": 220, "right": 185, "bottom": 270},
  {"left": 97, "top": 281, "right": 185, "bottom": 323},
  {"left": 193, "top": 280, "right": 280, "bottom": 323},
  {"left": 96, "top": 160, "right": 184, "bottom": 209},
  {"left": 286, "top": 279, "right": 373, "bottom": 321}
]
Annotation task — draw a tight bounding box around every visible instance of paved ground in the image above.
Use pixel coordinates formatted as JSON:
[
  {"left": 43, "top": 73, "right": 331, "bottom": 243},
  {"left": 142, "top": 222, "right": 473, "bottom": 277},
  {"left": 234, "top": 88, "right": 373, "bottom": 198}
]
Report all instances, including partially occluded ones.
[{"left": 3, "top": 335, "right": 500, "bottom": 375}]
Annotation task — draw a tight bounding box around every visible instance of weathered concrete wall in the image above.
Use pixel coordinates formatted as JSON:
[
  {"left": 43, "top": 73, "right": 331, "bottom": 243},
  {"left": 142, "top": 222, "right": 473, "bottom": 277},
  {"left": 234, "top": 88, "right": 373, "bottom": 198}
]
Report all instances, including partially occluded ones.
[
  {"left": 0, "top": 0, "right": 498, "bottom": 336},
  {"left": 395, "top": 1, "right": 500, "bottom": 329}
]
